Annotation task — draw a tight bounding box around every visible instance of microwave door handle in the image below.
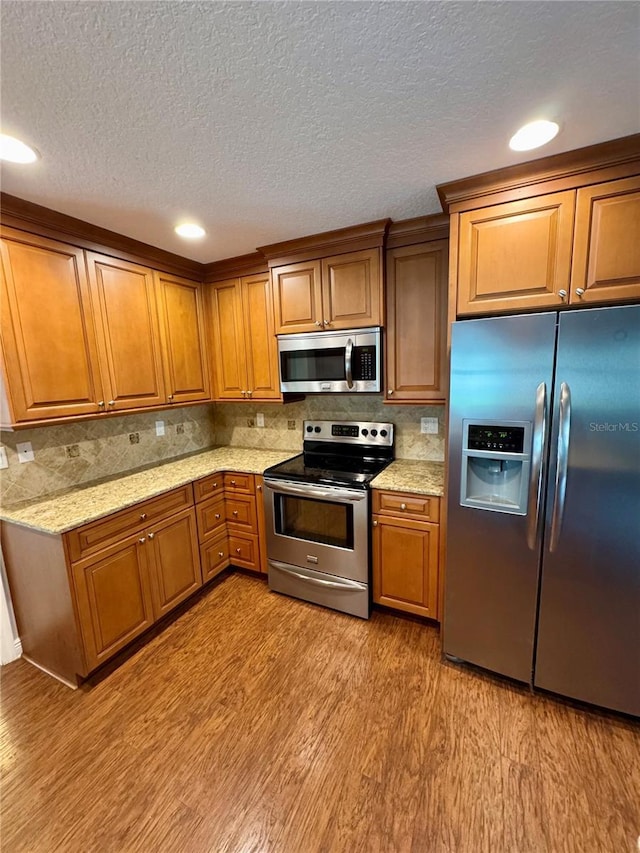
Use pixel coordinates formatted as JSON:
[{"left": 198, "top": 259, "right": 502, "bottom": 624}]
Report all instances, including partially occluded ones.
[{"left": 345, "top": 338, "right": 354, "bottom": 389}]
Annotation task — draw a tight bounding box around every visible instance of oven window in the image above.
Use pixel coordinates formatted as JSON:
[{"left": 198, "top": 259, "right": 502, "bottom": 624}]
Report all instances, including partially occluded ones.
[
  {"left": 280, "top": 348, "right": 346, "bottom": 382},
  {"left": 275, "top": 494, "right": 354, "bottom": 549}
]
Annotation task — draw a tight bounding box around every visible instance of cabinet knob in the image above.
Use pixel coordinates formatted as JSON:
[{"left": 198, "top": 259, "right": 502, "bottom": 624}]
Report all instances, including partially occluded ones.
[
  {"left": 108, "top": 400, "right": 115, "bottom": 406},
  {"left": 575, "top": 288, "right": 585, "bottom": 297},
  {"left": 147, "top": 532, "right": 155, "bottom": 540},
  {"left": 212, "top": 482, "right": 218, "bottom": 489},
  {"left": 257, "top": 484, "right": 262, "bottom": 492},
  {"left": 168, "top": 394, "right": 174, "bottom": 401},
  {"left": 214, "top": 513, "right": 221, "bottom": 520},
  {"left": 248, "top": 390, "right": 252, "bottom": 398},
  {"left": 218, "top": 551, "right": 224, "bottom": 558},
  {"left": 138, "top": 537, "right": 146, "bottom": 544},
  {"left": 315, "top": 321, "right": 323, "bottom": 327},
  {"left": 372, "top": 520, "right": 378, "bottom": 527},
  {"left": 400, "top": 503, "right": 407, "bottom": 510},
  {"left": 323, "top": 319, "right": 331, "bottom": 326},
  {"left": 231, "top": 480, "right": 236, "bottom": 486},
  {"left": 98, "top": 400, "right": 105, "bottom": 407},
  {"left": 558, "top": 289, "right": 567, "bottom": 299},
  {"left": 236, "top": 547, "right": 242, "bottom": 554},
  {"left": 140, "top": 513, "right": 147, "bottom": 520},
  {"left": 232, "top": 510, "right": 239, "bottom": 517},
  {"left": 388, "top": 389, "right": 394, "bottom": 395}
]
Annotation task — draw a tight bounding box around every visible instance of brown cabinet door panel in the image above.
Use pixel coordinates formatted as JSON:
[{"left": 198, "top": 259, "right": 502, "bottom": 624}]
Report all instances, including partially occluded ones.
[
  {"left": 196, "top": 495, "right": 226, "bottom": 541},
  {"left": 200, "top": 532, "right": 230, "bottom": 582},
  {"left": 223, "top": 472, "right": 254, "bottom": 494},
  {"left": 225, "top": 494, "right": 258, "bottom": 532},
  {"left": 272, "top": 261, "right": 322, "bottom": 334},
  {"left": 571, "top": 176, "right": 640, "bottom": 304},
  {"left": 147, "top": 508, "right": 202, "bottom": 619},
  {"left": 242, "top": 273, "right": 281, "bottom": 399},
  {"left": 457, "top": 191, "right": 575, "bottom": 315},
  {"left": 193, "top": 473, "right": 224, "bottom": 503},
  {"left": 385, "top": 241, "right": 448, "bottom": 402},
  {"left": 156, "top": 272, "right": 210, "bottom": 403},
  {"left": 87, "top": 252, "right": 166, "bottom": 409},
  {"left": 228, "top": 532, "right": 260, "bottom": 571},
  {"left": 0, "top": 229, "right": 103, "bottom": 421},
  {"left": 321, "top": 248, "right": 382, "bottom": 329},
  {"left": 72, "top": 535, "right": 155, "bottom": 672},
  {"left": 209, "top": 278, "right": 247, "bottom": 400},
  {"left": 372, "top": 516, "right": 439, "bottom": 619},
  {"left": 373, "top": 490, "right": 440, "bottom": 523}
]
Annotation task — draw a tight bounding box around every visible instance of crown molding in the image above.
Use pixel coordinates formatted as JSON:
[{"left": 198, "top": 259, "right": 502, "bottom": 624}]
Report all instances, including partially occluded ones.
[
  {"left": 386, "top": 213, "right": 449, "bottom": 249},
  {"left": 258, "top": 218, "right": 391, "bottom": 267},
  {"left": 0, "top": 193, "right": 204, "bottom": 279},
  {"left": 202, "top": 252, "right": 268, "bottom": 282},
  {"left": 437, "top": 134, "right": 640, "bottom": 213}
]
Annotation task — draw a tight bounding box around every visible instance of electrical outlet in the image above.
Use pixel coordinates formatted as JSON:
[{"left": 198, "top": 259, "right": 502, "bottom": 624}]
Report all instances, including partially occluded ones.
[
  {"left": 16, "top": 441, "right": 35, "bottom": 463},
  {"left": 247, "top": 418, "right": 255, "bottom": 428},
  {"left": 256, "top": 412, "right": 265, "bottom": 428},
  {"left": 421, "top": 417, "right": 439, "bottom": 435},
  {"left": 155, "top": 420, "right": 165, "bottom": 437},
  {"left": 287, "top": 420, "right": 296, "bottom": 430},
  {"left": 0, "top": 447, "right": 8, "bottom": 469}
]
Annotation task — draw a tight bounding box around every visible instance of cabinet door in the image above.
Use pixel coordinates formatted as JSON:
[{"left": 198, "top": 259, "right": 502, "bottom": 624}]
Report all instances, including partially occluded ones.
[
  {"left": 571, "top": 176, "right": 640, "bottom": 305},
  {"left": 225, "top": 494, "right": 258, "bottom": 532},
  {"left": 0, "top": 229, "right": 104, "bottom": 422},
  {"left": 372, "top": 515, "right": 439, "bottom": 619},
  {"left": 200, "top": 531, "right": 230, "bottom": 582},
  {"left": 228, "top": 532, "right": 260, "bottom": 571},
  {"left": 321, "top": 248, "right": 383, "bottom": 330},
  {"left": 72, "top": 534, "right": 155, "bottom": 672},
  {"left": 87, "top": 253, "right": 166, "bottom": 410},
  {"left": 147, "top": 507, "right": 202, "bottom": 619},
  {"left": 241, "top": 273, "right": 281, "bottom": 400},
  {"left": 272, "top": 261, "right": 323, "bottom": 334},
  {"left": 208, "top": 278, "right": 248, "bottom": 400},
  {"left": 155, "top": 272, "right": 211, "bottom": 403},
  {"left": 457, "top": 191, "right": 575, "bottom": 315},
  {"left": 385, "top": 241, "right": 448, "bottom": 402}
]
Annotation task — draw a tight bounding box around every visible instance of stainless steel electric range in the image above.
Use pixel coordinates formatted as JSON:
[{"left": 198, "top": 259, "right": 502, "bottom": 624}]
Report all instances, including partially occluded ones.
[{"left": 263, "top": 420, "right": 395, "bottom": 619}]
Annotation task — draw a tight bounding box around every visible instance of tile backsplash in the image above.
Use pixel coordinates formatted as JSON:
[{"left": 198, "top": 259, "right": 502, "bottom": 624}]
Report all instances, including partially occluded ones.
[{"left": 0, "top": 396, "right": 444, "bottom": 505}]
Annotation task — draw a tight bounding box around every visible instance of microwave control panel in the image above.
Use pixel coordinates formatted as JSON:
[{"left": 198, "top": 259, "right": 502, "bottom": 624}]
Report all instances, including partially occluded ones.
[{"left": 355, "top": 346, "right": 376, "bottom": 380}]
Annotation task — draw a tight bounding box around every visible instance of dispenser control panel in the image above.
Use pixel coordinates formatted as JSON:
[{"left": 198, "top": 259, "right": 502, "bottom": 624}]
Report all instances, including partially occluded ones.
[{"left": 467, "top": 425, "right": 525, "bottom": 453}]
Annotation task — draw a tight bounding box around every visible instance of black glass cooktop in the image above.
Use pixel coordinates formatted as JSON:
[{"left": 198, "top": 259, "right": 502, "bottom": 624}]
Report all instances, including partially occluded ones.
[{"left": 264, "top": 452, "right": 392, "bottom": 490}]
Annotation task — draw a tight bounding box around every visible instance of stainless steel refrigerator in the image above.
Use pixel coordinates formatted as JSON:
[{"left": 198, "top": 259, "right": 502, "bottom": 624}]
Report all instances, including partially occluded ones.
[{"left": 444, "top": 305, "right": 639, "bottom": 716}]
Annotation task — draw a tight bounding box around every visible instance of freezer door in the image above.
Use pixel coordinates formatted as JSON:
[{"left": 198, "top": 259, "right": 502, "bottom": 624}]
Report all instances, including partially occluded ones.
[
  {"left": 535, "top": 305, "right": 640, "bottom": 716},
  {"left": 444, "top": 313, "right": 557, "bottom": 682}
]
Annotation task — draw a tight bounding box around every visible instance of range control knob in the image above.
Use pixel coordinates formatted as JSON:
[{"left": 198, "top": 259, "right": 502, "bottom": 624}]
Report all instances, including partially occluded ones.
[
  {"left": 314, "top": 426, "right": 321, "bottom": 433},
  {"left": 361, "top": 428, "right": 368, "bottom": 437},
  {"left": 371, "top": 429, "right": 378, "bottom": 437},
  {"left": 306, "top": 425, "right": 313, "bottom": 433},
  {"left": 380, "top": 429, "right": 388, "bottom": 438}
]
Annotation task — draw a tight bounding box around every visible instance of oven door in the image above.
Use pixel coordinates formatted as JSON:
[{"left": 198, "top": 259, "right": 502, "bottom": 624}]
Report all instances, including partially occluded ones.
[{"left": 263, "top": 479, "right": 369, "bottom": 583}]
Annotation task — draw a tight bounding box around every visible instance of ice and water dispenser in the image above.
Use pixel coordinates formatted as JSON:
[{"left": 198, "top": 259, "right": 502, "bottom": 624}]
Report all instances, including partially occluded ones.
[{"left": 460, "top": 421, "right": 531, "bottom": 515}]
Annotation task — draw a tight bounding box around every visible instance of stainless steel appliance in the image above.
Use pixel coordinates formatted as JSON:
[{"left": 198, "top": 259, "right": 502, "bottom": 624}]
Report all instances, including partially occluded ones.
[
  {"left": 263, "top": 420, "right": 394, "bottom": 618},
  {"left": 277, "top": 327, "right": 381, "bottom": 393},
  {"left": 444, "top": 305, "right": 640, "bottom": 716}
]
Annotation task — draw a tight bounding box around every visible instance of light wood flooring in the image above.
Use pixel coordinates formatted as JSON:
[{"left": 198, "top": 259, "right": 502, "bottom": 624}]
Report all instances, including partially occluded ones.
[{"left": 1, "top": 572, "right": 639, "bottom": 853}]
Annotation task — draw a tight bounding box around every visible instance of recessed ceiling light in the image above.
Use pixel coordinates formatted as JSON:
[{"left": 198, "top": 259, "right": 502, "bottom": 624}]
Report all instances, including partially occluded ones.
[
  {"left": 175, "top": 223, "right": 206, "bottom": 239},
  {"left": 509, "top": 120, "right": 560, "bottom": 152},
  {"left": 0, "top": 133, "right": 39, "bottom": 163}
]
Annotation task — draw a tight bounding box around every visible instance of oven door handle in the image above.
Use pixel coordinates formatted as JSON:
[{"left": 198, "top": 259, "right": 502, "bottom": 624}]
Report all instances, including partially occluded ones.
[
  {"left": 269, "top": 560, "right": 367, "bottom": 591},
  {"left": 345, "top": 338, "right": 354, "bottom": 389},
  {"left": 263, "top": 479, "right": 367, "bottom": 502}
]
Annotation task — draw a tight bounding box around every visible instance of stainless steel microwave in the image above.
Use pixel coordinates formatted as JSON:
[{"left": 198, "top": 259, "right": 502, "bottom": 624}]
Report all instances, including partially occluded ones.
[{"left": 277, "top": 327, "right": 382, "bottom": 393}]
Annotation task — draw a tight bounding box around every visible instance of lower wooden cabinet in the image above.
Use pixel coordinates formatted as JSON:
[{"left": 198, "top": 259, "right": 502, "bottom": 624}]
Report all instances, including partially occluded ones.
[
  {"left": 200, "top": 532, "right": 229, "bottom": 582},
  {"left": 146, "top": 508, "right": 201, "bottom": 618},
  {"left": 372, "top": 490, "right": 440, "bottom": 620}
]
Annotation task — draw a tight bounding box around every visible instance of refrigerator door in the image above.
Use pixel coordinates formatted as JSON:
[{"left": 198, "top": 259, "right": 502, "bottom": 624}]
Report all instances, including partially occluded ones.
[
  {"left": 444, "top": 313, "right": 557, "bottom": 682},
  {"left": 535, "top": 305, "right": 640, "bottom": 716}
]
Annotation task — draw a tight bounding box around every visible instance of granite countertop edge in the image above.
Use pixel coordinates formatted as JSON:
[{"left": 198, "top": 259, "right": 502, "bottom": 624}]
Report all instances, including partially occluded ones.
[{"left": 1, "top": 451, "right": 446, "bottom": 536}]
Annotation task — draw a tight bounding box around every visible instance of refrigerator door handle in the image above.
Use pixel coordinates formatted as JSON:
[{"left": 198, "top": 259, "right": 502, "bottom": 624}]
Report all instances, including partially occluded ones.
[
  {"left": 549, "top": 381, "right": 572, "bottom": 552},
  {"left": 526, "top": 382, "right": 547, "bottom": 550}
]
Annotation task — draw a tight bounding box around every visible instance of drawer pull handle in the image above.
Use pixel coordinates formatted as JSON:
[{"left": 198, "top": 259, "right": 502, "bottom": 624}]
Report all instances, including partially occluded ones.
[
  {"left": 236, "top": 547, "right": 242, "bottom": 554},
  {"left": 400, "top": 503, "right": 407, "bottom": 510},
  {"left": 138, "top": 537, "right": 146, "bottom": 544},
  {"left": 231, "top": 480, "right": 236, "bottom": 486},
  {"left": 140, "top": 513, "right": 147, "bottom": 520},
  {"left": 232, "top": 510, "right": 238, "bottom": 517},
  {"left": 147, "top": 532, "right": 155, "bottom": 540},
  {"left": 218, "top": 551, "right": 224, "bottom": 558},
  {"left": 108, "top": 400, "right": 115, "bottom": 407},
  {"left": 214, "top": 513, "right": 221, "bottom": 520}
]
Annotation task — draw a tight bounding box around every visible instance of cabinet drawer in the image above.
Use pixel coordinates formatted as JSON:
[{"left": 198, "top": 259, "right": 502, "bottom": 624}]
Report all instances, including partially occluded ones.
[
  {"left": 193, "top": 473, "right": 224, "bottom": 503},
  {"left": 200, "top": 532, "right": 229, "bottom": 582},
  {"left": 228, "top": 532, "right": 260, "bottom": 571},
  {"left": 196, "top": 495, "right": 226, "bottom": 542},
  {"left": 67, "top": 485, "right": 194, "bottom": 563},
  {"left": 224, "top": 472, "right": 254, "bottom": 494},
  {"left": 373, "top": 490, "right": 440, "bottom": 523},
  {"left": 225, "top": 494, "right": 258, "bottom": 532}
]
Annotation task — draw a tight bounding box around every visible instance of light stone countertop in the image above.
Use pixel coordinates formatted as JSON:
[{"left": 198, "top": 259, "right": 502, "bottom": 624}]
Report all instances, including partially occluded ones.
[
  {"left": 371, "top": 459, "right": 445, "bottom": 497},
  {"left": 0, "top": 447, "right": 297, "bottom": 536}
]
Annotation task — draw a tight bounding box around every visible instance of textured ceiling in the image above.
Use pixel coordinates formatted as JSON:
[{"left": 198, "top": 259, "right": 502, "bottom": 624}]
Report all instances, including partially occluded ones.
[{"left": 1, "top": 1, "right": 639, "bottom": 263}]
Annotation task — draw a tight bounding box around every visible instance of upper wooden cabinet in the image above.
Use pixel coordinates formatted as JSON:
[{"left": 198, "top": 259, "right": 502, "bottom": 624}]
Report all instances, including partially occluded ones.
[
  {"left": 272, "top": 248, "right": 382, "bottom": 333},
  {"left": 209, "top": 273, "right": 280, "bottom": 401},
  {"left": 438, "top": 136, "right": 640, "bottom": 317},
  {"left": 385, "top": 239, "right": 448, "bottom": 403},
  {"left": 0, "top": 228, "right": 104, "bottom": 422},
  {"left": 571, "top": 176, "right": 640, "bottom": 304},
  {"left": 155, "top": 271, "right": 210, "bottom": 404},
  {"left": 456, "top": 191, "right": 575, "bottom": 315},
  {"left": 86, "top": 252, "right": 166, "bottom": 411}
]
